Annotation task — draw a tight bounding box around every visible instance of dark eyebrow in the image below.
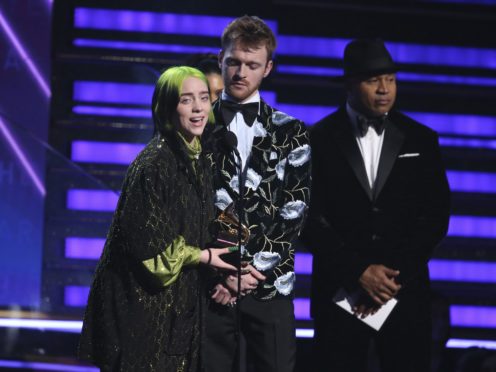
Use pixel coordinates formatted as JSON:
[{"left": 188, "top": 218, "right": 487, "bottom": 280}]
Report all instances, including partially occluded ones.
[{"left": 180, "top": 91, "right": 210, "bottom": 97}]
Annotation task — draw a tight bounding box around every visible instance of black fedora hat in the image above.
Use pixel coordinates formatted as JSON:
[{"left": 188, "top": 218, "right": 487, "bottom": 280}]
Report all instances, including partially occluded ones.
[{"left": 341, "top": 38, "right": 397, "bottom": 79}]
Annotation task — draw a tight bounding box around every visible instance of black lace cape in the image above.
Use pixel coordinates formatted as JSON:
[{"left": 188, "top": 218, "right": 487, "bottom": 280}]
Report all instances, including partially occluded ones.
[{"left": 79, "top": 133, "right": 214, "bottom": 372}]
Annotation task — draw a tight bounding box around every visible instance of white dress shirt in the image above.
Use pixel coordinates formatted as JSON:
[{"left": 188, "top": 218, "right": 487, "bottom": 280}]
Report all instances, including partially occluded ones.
[
  {"left": 346, "top": 103, "right": 386, "bottom": 189},
  {"left": 221, "top": 91, "right": 260, "bottom": 172}
]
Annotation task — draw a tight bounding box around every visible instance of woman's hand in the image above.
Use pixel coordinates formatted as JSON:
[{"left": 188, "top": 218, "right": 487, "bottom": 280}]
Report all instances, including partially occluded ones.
[
  {"left": 200, "top": 247, "right": 237, "bottom": 271},
  {"left": 210, "top": 283, "right": 236, "bottom": 305}
]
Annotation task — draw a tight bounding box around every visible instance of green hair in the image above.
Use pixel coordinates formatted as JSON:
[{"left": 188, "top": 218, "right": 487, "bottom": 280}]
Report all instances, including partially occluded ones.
[{"left": 152, "top": 66, "right": 215, "bottom": 135}]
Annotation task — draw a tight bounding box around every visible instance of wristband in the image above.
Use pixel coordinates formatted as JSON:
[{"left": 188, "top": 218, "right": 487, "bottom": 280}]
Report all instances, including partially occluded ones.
[{"left": 207, "top": 248, "right": 212, "bottom": 265}]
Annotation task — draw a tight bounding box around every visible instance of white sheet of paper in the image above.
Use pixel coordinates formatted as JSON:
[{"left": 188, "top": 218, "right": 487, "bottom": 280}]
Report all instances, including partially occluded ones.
[{"left": 332, "top": 288, "right": 398, "bottom": 331}]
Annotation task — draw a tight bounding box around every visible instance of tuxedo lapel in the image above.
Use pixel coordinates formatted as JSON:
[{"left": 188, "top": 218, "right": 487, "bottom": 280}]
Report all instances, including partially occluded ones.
[
  {"left": 333, "top": 109, "right": 373, "bottom": 200},
  {"left": 373, "top": 118, "right": 405, "bottom": 199},
  {"left": 211, "top": 99, "right": 272, "bottom": 199},
  {"left": 248, "top": 100, "right": 272, "bottom": 177},
  {"left": 211, "top": 102, "right": 238, "bottom": 186}
]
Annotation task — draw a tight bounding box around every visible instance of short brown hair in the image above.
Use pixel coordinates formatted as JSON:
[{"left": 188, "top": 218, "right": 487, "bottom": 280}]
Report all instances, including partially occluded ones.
[{"left": 221, "top": 15, "right": 277, "bottom": 61}]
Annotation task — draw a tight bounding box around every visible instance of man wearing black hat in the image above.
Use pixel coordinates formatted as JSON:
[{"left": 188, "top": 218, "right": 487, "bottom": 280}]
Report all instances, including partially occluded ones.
[{"left": 302, "top": 38, "right": 451, "bottom": 371}]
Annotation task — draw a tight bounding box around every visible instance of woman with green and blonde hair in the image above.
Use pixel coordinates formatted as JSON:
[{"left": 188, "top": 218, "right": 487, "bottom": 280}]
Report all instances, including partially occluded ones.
[{"left": 79, "top": 66, "right": 236, "bottom": 371}]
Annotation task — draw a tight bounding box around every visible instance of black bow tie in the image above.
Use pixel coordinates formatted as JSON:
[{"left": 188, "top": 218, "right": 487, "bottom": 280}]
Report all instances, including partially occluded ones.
[
  {"left": 357, "top": 115, "right": 387, "bottom": 136},
  {"left": 220, "top": 100, "right": 259, "bottom": 127}
]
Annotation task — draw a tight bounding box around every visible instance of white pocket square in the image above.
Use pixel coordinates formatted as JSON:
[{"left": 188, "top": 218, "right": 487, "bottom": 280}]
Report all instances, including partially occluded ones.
[{"left": 398, "top": 153, "right": 420, "bottom": 158}]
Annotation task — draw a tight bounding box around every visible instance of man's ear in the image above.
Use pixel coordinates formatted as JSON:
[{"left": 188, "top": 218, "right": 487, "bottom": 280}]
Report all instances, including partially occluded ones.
[{"left": 263, "top": 60, "right": 273, "bottom": 78}]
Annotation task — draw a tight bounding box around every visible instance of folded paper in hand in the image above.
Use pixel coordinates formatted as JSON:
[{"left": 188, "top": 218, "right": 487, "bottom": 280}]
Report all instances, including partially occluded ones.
[{"left": 332, "top": 288, "right": 398, "bottom": 331}]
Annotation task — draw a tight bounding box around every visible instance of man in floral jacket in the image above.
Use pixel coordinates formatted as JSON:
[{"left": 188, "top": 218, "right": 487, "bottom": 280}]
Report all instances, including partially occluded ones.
[{"left": 202, "top": 15, "right": 311, "bottom": 372}]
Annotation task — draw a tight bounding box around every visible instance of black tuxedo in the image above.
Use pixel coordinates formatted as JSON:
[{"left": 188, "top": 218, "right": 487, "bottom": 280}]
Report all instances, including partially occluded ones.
[
  {"left": 202, "top": 98, "right": 311, "bottom": 372},
  {"left": 302, "top": 106, "right": 450, "bottom": 372}
]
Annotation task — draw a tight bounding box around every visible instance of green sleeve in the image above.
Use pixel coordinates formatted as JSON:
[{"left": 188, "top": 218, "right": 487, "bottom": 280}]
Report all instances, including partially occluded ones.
[{"left": 141, "top": 235, "right": 201, "bottom": 287}]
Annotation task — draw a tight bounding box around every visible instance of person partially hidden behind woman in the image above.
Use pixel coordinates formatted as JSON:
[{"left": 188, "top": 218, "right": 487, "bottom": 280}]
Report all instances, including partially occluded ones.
[
  {"left": 78, "top": 66, "right": 237, "bottom": 372},
  {"left": 186, "top": 52, "right": 224, "bottom": 102}
]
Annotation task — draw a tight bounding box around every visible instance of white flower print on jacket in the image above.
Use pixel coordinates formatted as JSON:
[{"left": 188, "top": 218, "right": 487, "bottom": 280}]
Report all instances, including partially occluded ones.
[
  {"left": 288, "top": 144, "right": 311, "bottom": 167},
  {"left": 229, "top": 168, "right": 262, "bottom": 193},
  {"left": 275, "top": 145, "right": 311, "bottom": 182},
  {"left": 275, "top": 158, "right": 287, "bottom": 181},
  {"left": 272, "top": 111, "right": 295, "bottom": 126},
  {"left": 214, "top": 188, "right": 233, "bottom": 211},
  {"left": 280, "top": 200, "right": 307, "bottom": 220},
  {"left": 253, "top": 252, "right": 281, "bottom": 271},
  {"left": 274, "top": 271, "right": 295, "bottom": 296},
  {"left": 253, "top": 121, "right": 267, "bottom": 137}
]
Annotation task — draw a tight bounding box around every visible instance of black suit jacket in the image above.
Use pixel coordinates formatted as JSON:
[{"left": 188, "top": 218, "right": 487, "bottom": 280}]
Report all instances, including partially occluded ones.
[
  {"left": 303, "top": 106, "right": 450, "bottom": 320},
  {"left": 203, "top": 99, "right": 311, "bottom": 300}
]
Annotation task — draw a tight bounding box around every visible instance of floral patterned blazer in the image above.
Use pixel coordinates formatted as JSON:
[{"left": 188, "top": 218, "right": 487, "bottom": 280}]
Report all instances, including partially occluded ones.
[{"left": 203, "top": 98, "right": 311, "bottom": 300}]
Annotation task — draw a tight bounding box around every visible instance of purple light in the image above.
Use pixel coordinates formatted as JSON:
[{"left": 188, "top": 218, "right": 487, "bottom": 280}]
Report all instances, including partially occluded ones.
[
  {"left": 296, "top": 329, "right": 314, "bottom": 338},
  {"left": 44, "top": 0, "right": 53, "bottom": 10},
  {"left": 72, "top": 140, "right": 145, "bottom": 164},
  {"left": 74, "top": 81, "right": 153, "bottom": 105},
  {"left": 271, "top": 104, "right": 496, "bottom": 138},
  {"left": 446, "top": 339, "right": 496, "bottom": 350},
  {"left": 66, "top": 189, "right": 119, "bottom": 212},
  {"left": 295, "top": 255, "right": 496, "bottom": 283},
  {"left": 65, "top": 286, "right": 90, "bottom": 307},
  {"left": 74, "top": 9, "right": 225, "bottom": 36},
  {"left": 0, "top": 10, "right": 50, "bottom": 97},
  {"left": 73, "top": 82, "right": 274, "bottom": 119},
  {"left": 429, "top": 259, "right": 496, "bottom": 283},
  {"left": 277, "top": 36, "right": 496, "bottom": 69},
  {"left": 447, "top": 170, "right": 496, "bottom": 193},
  {"left": 277, "top": 65, "right": 496, "bottom": 87},
  {"left": 0, "top": 360, "right": 97, "bottom": 371},
  {"left": 0, "top": 318, "right": 82, "bottom": 333},
  {"left": 276, "top": 104, "right": 336, "bottom": 125},
  {"left": 74, "top": 8, "right": 277, "bottom": 37},
  {"left": 386, "top": 42, "right": 496, "bottom": 69},
  {"left": 295, "top": 253, "right": 312, "bottom": 275},
  {"left": 406, "top": 112, "right": 496, "bottom": 137},
  {"left": 451, "top": 305, "right": 496, "bottom": 328},
  {"left": 448, "top": 215, "right": 496, "bottom": 239},
  {"left": 440, "top": 137, "right": 496, "bottom": 150},
  {"left": 73, "top": 105, "right": 150, "bottom": 118},
  {"left": 398, "top": 71, "right": 496, "bottom": 87},
  {"left": 71, "top": 8, "right": 496, "bottom": 69},
  {"left": 260, "top": 91, "right": 277, "bottom": 107},
  {"left": 276, "top": 65, "right": 342, "bottom": 77},
  {"left": 71, "top": 79, "right": 496, "bottom": 137},
  {"left": 74, "top": 38, "right": 219, "bottom": 55},
  {"left": 0, "top": 118, "right": 45, "bottom": 196},
  {"left": 294, "top": 298, "right": 311, "bottom": 320},
  {"left": 65, "top": 237, "right": 105, "bottom": 259},
  {"left": 277, "top": 105, "right": 496, "bottom": 137},
  {"left": 277, "top": 35, "right": 347, "bottom": 58},
  {"left": 73, "top": 103, "right": 496, "bottom": 139}
]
